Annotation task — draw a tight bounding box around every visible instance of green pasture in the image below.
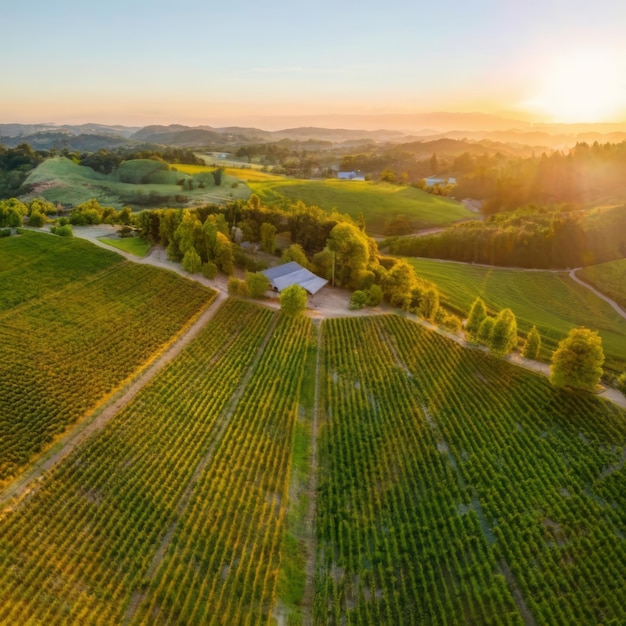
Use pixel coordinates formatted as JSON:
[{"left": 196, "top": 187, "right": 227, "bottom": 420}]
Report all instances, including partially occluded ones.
[
  {"left": 248, "top": 179, "right": 474, "bottom": 234},
  {"left": 408, "top": 257, "right": 626, "bottom": 372},
  {"left": 578, "top": 258, "right": 626, "bottom": 310},
  {"left": 99, "top": 236, "right": 151, "bottom": 257},
  {"left": 22, "top": 157, "right": 250, "bottom": 208}
]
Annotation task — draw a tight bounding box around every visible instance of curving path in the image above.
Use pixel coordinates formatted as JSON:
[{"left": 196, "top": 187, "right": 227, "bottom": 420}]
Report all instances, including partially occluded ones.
[{"left": 569, "top": 268, "right": 626, "bottom": 321}]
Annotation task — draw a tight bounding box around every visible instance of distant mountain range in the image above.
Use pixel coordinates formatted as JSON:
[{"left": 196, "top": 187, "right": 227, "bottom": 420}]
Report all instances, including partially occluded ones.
[{"left": 2, "top": 114, "right": 626, "bottom": 152}]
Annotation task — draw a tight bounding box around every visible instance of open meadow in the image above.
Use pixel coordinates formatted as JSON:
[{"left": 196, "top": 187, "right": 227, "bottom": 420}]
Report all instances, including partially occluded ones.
[
  {"left": 578, "top": 258, "right": 626, "bottom": 310},
  {"left": 22, "top": 157, "right": 250, "bottom": 208},
  {"left": 407, "top": 257, "right": 626, "bottom": 373},
  {"left": 248, "top": 179, "right": 475, "bottom": 234},
  {"left": 0, "top": 231, "right": 215, "bottom": 487}
]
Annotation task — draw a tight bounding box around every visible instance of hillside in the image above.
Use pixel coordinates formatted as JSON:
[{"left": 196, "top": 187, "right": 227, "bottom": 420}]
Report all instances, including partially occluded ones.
[
  {"left": 21, "top": 156, "right": 249, "bottom": 207},
  {"left": 578, "top": 258, "right": 626, "bottom": 310},
  {"left": 249, "top": 179, "right": 475, "bottom": 234},
  {"left": 407, "top": 257, "right": 626, "bottom": 373},
  {"left": 390, "top": 205, "right": 626, "bottom": 268}
]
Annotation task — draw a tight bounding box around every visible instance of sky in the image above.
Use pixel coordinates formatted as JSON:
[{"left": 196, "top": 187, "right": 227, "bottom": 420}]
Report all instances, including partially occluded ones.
[{"left": 2, "top": 0, "right": 626, "bottom": 129}]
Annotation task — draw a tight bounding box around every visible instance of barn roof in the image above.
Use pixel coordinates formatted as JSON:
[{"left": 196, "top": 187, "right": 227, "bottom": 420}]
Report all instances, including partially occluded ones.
[{"left": 262, "top": 262, "right": 328, "bottom": 295}]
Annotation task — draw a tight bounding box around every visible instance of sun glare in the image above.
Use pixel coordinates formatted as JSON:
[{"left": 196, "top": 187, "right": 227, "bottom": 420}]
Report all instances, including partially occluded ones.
[{"left": 524, "top": 50, "right": 626, "bottom": 123}]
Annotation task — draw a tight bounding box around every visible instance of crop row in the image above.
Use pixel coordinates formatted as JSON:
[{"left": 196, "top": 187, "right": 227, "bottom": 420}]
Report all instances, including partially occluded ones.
[
  {"left": 131, "top": 312, "right": 313, "bottom": 625},
  {"left": 0, "top": 299, "right": 274, "bottom": 624},
  {"left": 0, "top": 261, "right": 215, "bottom": 487},
  {"left": 316, "top": 315, "right": 626, "bottom": 625}
]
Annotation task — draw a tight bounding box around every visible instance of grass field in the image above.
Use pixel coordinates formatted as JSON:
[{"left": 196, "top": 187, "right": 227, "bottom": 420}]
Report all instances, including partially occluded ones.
[
  {"left": 172, "top": 163, "right": 283, "bottom": 181},
  {"left": 248, "top": 179, "right": 475, "bottom": 234},
  {"left": 99, "top": 236, "right": 151, "bottom": 257},
  {"left": 578, "top": 258, "right": 626, "bottom": 310},
  {"left": 0, "top": 231, "right": 215, "bottom": 486},
  {"left": 21, "top": 157, "right": 250, "bottom": 208},
  {"left": 317, "top": 315, "right": 626, "bottom": 624},
  {"left": 408, "top": 257, "right": 626, "bottom": 372}
]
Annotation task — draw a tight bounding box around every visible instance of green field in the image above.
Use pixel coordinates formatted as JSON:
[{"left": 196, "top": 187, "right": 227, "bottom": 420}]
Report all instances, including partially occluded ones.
[
  {"left": 317, "top": 316, "right": 626, "bottom": 624},
  {"left": 578, "top": 258, "right": 626, "bottom": 310},
  {"left": 0, "top": 231, "right": 215, "bottom": 486},
  {"left": 0, "top": 300, "right": 312, "bottom": 624},
  {"left": 99, "top": 235, "right": 151, "bottom": 257},
  {"left": 408, "top": 257, "right": 626, "bottom": 372},
  {"left": 173, "top": 162, "right": 284, "bottom": 182},
  {"left": 22, "top": 157, "right": 251, "bottom": 208},
  {"left": 248, "top": 179, "right": 475, "bottom": 234},
  {"left": 2, "top": 308, "right": 625, "bottom": 625}
]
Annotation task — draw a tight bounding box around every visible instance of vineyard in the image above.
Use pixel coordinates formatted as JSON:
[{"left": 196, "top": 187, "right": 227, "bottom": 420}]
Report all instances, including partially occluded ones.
[
  {"left": 0, "top": 300, "right": 313, "bottom": 625},
  {"left": 316, "top": 316, "right": 626, "bottom": 625},
  {"left": 1, "top": 274, "right": 626, "bottom": 625},
  {"left": 0, "top": 231, "right": 215, "bottom": 487}
]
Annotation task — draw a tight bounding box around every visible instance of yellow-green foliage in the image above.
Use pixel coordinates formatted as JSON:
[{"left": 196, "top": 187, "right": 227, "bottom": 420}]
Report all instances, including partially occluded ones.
[{"left": 0, "top": 231, "right": 215, "bottom": 486}]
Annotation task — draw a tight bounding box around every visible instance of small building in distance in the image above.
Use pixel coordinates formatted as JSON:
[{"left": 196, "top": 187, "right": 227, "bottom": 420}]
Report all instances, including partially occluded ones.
[
  {"left": 337, "top": 171, "right": 365, "bottom": 181},
  {"left": 261, "top": 262, "right": 328, "bottom": 295},
  {"left": 425, "top": 176, "right": 457, "bottom": 186}
]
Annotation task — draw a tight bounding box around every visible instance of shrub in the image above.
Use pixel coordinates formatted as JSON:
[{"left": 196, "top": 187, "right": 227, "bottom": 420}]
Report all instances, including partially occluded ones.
[
  {"left": 616, "top": 373, "right": 626, "bottom": 395},
  {"left": 280, "top": 284, "right": 307, "bottom": 316},
  {"left": 349, "top": 290, "right": 368, "bottom": 310},
  {"left": 366, "top": 284, "right": 383, "bottom": 307},
  {"left": 201, "top": 262, "right": 218, "bottom": 279},
  {"left": 246, "top": 272, "right": 270, "bottom": 298},
  {"left": 228, "top": 277, "right": 249, "bottom": 297}
]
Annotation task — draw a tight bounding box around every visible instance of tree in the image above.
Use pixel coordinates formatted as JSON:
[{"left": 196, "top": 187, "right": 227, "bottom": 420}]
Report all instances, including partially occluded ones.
[
  {"left": 382, "top": 260, "right": 417, "bottom": 309},
  {"left": 349, "top": 290, "right": 368, "bottom": 310},
  {"left": 477, "top": 316, "right": 495, "bottom": 346},
  {"left": 466, "top": 297, "right": 487, "bottom": 341},
  {"left": 490, "top": 308, "right": 517, "bottom": 356},
  {"left": 260, "top": 222, "right": 277, "bottom": 254},
  {"left": 228, "top": 277, "right": 249, "bottom": 296},
  {"left": 419, "top": 288, "right": 439, "bottom": 321},
  {"left": 182, "top": 248, "right": 202, "bottom": 274},
  {"left": 282, "top": 243, "right": 310, "bottom": 269},
  {"left": 522, "top": 326, "right": 541, "bottom": 360},
  {"left": 28, "top": 210, "right": 45, "bottom": 227},
  {"left": 327, "top": 222, "right": 371, "bottom": 288},
  {"left": 550, "top": 327, "right": 605, "bottom": 391},
  {"left": 246, "top": 272, "right": 270, "bottom": 298},
  {"left": 366, "top": 284, "right": 383, "bottom": 307},
  {"left": 280, "top": 284, "right": 307, "bottom": 316}
]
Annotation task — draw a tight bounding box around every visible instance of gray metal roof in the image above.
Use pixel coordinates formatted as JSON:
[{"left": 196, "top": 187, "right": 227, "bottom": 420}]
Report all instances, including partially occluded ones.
[{"left": 261, "top": 262, "right": 328, "bottom": 295}]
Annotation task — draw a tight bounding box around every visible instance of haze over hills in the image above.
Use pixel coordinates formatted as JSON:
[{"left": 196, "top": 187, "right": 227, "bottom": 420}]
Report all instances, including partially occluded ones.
[{"left": 3, "top": 114, "right": 626, "bottom": 152}]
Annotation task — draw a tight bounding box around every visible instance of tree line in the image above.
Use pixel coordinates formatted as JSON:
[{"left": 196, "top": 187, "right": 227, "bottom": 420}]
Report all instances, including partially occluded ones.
[{"left": 389, "top": 204, "right": 626, "bottom": 268}]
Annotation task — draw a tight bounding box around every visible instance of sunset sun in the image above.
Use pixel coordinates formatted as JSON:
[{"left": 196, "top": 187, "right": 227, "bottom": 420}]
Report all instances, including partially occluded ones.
[{"left": 525, "top": 50, "right": 626, "bottom": 123}]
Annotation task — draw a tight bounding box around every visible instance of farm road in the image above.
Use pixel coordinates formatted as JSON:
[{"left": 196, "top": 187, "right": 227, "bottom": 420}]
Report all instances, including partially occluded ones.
[
  {"left": 569, "top": 268, "right": 626, "bottom": 321},
  {"left": 72, "top": 226, "right": 626, "bottom": 409}
]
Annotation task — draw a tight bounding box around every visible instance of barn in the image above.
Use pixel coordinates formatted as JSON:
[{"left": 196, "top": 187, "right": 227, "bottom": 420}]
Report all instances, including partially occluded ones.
[{"left": 261, "top": 262, "right": 328, "bottom": 295}]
